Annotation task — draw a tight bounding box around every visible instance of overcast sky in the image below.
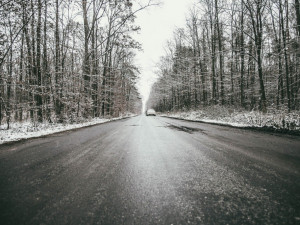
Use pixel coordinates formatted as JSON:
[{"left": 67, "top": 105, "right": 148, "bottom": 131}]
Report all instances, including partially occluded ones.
[{"left": 134, "top": 0, "right": 196, "bottom": 110}]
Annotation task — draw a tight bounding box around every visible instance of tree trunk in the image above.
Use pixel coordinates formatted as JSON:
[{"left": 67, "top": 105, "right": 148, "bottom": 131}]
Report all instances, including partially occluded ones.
[
  {"left": 82, "top": 0, "right": 90, "bottom": 95},
  {"left": 55, "top": 0, "right": 61, "bottom": 120},
  {"left": 295, "top": 0, "right": 300, "bottom": 37},
  {"left": 36, "top": 0, "right": 43, "bottom": 122},
  {"left": 240, "top": 1, "right": 245, "bottom": 107},
  {"left": 280, "top": 0, "right": 291, "bottom": 111},
  {"left": 245, "top": 0, "right": 267, "bottom": 112},
  {"left": 215, "top": 0, "right": 224, "bottom": 105}
]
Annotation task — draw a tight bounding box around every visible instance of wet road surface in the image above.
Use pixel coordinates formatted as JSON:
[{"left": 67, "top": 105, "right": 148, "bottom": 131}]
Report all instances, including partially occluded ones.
[{"left": 0, "top": 115, "right": 300, "bottom": 224}]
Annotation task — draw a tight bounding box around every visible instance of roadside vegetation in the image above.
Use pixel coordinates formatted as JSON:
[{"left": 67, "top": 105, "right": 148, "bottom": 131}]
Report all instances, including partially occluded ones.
[
  {"left": 0, "top": 0, "right": 158, "bottom": 130},
  {"left": 148, "top": 0, "right": 300, "bottom": 131}
]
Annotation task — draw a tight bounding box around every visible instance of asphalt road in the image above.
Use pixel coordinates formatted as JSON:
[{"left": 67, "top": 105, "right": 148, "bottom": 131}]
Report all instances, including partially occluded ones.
[{"left": 0, "top": 115, "right": 300, "bottom": 225}]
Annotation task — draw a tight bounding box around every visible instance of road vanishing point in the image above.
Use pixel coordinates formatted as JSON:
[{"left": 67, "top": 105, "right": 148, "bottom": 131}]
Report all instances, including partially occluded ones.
[{"left": 1, "top": 116, "right": 300, "bottom": 224}]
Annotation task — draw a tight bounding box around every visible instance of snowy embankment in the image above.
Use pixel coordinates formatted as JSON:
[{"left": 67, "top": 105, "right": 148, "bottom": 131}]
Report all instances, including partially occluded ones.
[
  {"left": 0, "top": 114, "right": 136, "bottom": 145},
  {"left": 161, "top": 106, "right": 300, "bottom": 133}
]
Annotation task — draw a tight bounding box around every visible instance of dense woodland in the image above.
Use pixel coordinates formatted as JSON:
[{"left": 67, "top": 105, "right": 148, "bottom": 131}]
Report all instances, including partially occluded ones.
[
  {"left": 148, "top": 0, "right": 300, "bottom": 115},
  {"left": 0, "top": 0, "right": 153, "bottom": 128}
]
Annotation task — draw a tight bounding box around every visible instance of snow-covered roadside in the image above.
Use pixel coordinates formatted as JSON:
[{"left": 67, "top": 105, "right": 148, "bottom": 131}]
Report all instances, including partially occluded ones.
[
  {"left": 160, "top": 107, "right": 300, "bottom": 132},
  {"left": 0, "top": 114, "right": 136, "bottom": 145}
]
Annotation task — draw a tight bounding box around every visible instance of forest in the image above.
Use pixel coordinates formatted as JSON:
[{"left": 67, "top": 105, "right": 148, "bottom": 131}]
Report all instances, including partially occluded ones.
[
  {"left": 148, "top": 0, "right": 300, "bottom": 119},
  {"left": 0, "top": 0, "right": 152, "bottom": 129}
]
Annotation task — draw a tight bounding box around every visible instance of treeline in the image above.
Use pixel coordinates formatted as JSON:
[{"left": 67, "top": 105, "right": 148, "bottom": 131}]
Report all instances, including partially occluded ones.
[
  {"left": 148, "top": 0, "right": 300, "bottom": 114},
  {"left": 0, "top": 0, "right": 151, "bottom": 128}
]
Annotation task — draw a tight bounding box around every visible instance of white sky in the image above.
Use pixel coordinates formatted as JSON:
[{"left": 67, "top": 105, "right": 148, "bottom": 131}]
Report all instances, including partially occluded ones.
[{"left": 133, "top": 0, "right": 196, "bottom": 111}]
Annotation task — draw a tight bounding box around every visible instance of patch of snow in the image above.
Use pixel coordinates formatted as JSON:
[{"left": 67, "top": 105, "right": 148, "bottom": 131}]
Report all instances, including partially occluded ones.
[
  {"left": 161, "top": 106, "right": 300, "bottom": 131},
  {"left": 0, "top": 114, "right": 136, "bottom": 145}
]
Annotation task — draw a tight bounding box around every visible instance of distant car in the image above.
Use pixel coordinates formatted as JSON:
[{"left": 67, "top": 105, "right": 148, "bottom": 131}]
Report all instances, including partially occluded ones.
[{"left": 146, "top": 109, "right": 156, "bottom": 116}]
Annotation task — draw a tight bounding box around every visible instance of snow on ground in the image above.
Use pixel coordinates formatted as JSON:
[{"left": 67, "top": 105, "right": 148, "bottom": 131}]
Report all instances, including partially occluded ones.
[
  {"left": 0, "top": 114, "right": 136, "bottom": 145},
  {"left": 161, "top": 106, "right": 300, "bottom": 131}
]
